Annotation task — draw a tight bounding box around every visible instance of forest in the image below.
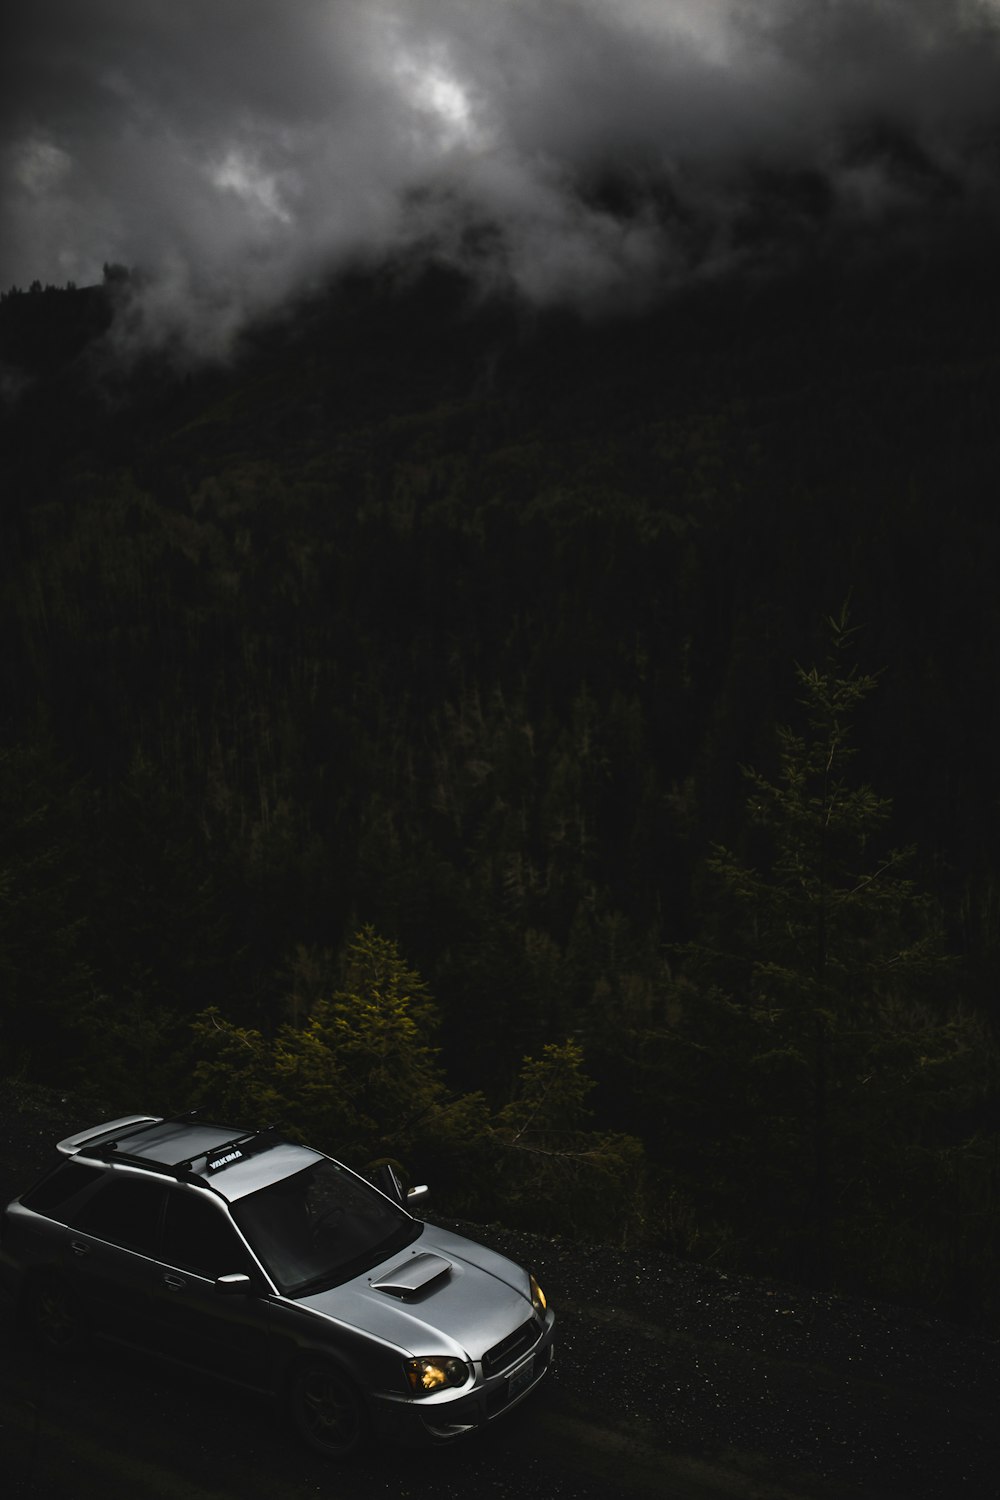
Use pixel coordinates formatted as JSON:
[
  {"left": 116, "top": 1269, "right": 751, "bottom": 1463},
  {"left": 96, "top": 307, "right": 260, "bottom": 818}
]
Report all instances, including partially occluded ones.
[{"left": 2, "top": 242, "right": 999, "bottom": 1332}]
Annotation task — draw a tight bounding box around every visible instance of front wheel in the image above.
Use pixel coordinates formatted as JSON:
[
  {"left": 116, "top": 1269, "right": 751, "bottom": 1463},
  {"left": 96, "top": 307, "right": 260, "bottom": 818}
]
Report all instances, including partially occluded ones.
[{"left": 288, "top": 1363, "right": 368, "bottom": 1459}]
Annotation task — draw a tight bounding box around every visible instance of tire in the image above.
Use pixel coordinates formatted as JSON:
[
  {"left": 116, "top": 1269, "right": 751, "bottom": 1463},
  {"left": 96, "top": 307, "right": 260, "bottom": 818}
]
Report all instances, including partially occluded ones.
[
  {"left": 24, "top": 1274, "right": 87, "bottom": 1355},
  {"left": 287, "top": 1362, "right": 368, "bottom": 1459}
]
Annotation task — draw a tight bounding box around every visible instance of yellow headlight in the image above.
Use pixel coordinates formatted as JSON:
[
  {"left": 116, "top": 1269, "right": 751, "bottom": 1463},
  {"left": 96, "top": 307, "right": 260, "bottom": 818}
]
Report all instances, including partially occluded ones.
[{"left": 404, "top": 1357, "right": 470, "bottom": 1394}]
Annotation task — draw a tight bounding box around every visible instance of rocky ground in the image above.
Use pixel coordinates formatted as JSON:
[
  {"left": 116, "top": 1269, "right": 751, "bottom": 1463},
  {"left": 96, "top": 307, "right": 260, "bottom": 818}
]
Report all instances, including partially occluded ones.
[{"left": 1, "top": 1078, "right": 997, "bottom": 1499}]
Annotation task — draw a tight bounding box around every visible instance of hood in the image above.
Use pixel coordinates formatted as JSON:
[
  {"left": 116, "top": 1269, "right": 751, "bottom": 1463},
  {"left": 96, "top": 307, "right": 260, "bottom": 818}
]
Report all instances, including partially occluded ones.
[{"left": 296, "top": 1223, "right": 535, "bottom": 1360}]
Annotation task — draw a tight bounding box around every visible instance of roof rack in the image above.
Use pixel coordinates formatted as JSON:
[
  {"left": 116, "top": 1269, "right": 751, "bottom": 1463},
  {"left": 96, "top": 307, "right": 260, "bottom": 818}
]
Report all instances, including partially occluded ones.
[
  {"left": 73, "top": 1116, "right": 281, "bottom": 1182},
  {"left": 177, "top": 1125, "right": 280, "bottom": 1175},
  {"left": 89, "top": 1152, "right": 202, "bottom": 1181}
]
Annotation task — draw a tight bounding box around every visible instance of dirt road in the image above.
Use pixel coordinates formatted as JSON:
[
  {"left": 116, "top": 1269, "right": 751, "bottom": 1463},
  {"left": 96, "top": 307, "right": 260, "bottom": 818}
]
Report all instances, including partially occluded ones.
[
  {"left": 1, "top": 1083, "right": 996, "bottom": 1499},
  {"left": 3, "top": 1232, "right": 995, "bottom": 1500}
]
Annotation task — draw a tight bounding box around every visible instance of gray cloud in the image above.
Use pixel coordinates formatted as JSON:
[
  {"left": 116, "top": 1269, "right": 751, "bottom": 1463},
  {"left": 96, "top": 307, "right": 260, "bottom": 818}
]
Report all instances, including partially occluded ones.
[{"left": 3, "top": 0, "right": 999, "bottom": 353}]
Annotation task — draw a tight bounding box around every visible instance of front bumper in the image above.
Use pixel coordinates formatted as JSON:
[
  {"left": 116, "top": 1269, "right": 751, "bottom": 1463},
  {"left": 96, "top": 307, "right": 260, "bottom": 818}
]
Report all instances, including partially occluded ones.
[{"left": 374, "top": 1309, "right": 555, "bottom": 1445}]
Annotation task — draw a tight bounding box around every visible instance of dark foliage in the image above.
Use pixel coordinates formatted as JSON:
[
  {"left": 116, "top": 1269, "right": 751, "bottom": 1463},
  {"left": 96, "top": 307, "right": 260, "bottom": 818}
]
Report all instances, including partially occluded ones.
[{"left": 2, "top": 247, "right": 999, "bottom": 1325}]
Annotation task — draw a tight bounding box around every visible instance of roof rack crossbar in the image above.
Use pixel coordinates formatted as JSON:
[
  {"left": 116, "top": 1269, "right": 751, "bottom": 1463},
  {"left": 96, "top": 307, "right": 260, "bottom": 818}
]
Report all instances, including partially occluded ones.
[
  {"left": 175, "top": 1124, "right": 279, "bottom": 1175},
  {"left": 87, "top": 1152, "right": 199, "bottom": 1181}
]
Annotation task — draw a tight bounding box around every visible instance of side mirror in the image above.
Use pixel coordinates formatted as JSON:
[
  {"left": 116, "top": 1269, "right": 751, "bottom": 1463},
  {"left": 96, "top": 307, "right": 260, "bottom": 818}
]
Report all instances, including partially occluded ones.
[
  {"left": 370, "top": 1162, "right": 405, "bottom": 1204},
  {"left": 215, "top": 1272, "right": 252, "bottom": 1296},
  {"left": 367, "top": 1161, "right": 432, "bottom": 1210}
]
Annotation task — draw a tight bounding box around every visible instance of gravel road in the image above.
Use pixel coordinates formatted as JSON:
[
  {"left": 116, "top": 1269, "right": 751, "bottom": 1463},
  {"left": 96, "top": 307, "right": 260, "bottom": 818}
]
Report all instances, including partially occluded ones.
[{"left": 2, "top": 1079, "right": 997, "bottom": 1499}]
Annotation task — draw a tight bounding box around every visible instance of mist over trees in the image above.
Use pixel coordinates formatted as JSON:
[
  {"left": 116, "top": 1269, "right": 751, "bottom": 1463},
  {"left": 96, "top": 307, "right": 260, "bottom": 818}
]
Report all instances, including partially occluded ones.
[{"left": 1, "top": 249, "right": 999, "bottom": 1328}]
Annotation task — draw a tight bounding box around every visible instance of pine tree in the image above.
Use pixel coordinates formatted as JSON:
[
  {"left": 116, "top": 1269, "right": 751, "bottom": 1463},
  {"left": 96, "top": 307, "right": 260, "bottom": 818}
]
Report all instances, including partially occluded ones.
[
  {"left": 192, "top": 926, "right": 452, "bottom": 1162},
  {"left": 709, "top": 607, "right": 938, "bottom": 1267},
  {"left": 492, "top": 1039, "right": 646, "bottom": 1243},
  {"left": 666, "top": 608, "right": 991, "bottom": 1295}
]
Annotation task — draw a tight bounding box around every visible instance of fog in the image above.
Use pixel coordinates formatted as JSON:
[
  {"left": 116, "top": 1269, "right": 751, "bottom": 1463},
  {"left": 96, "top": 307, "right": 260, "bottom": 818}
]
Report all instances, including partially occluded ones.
[{"left": 4, "top": 0, "right": 1000, "bottom": 354}]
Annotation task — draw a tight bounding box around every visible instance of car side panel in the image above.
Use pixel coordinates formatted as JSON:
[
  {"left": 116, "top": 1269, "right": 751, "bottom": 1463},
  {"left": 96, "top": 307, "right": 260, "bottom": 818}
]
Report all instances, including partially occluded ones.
[
  {"left": 61, "top": 1229, "right": 161, "bottom": 1351},
  {"left": 148, "top": 1267, "right": 272, "bottom": 1389},
  {"left": 266, "top": 1294, "right": 411, "bottom": 1407}
]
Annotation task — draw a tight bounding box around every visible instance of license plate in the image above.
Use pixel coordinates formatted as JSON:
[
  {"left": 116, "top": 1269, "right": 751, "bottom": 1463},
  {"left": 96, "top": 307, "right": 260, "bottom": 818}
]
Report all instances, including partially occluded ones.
[{"left": 508, "top": 1358, "right": 534, "bottom": 1399}]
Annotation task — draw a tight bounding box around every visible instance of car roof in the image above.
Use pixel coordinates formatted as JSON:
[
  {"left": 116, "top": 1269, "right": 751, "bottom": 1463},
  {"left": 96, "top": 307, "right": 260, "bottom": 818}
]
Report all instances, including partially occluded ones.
[{"left": 56, "top": 1114, "right": 322, "bottom": 1202}]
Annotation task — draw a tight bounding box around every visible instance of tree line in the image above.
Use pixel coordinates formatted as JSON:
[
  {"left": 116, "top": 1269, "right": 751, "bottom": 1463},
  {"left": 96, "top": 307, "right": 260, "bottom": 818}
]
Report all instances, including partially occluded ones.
[{"left": 1, "top": 260, "right": 998, "bottom": 1327}]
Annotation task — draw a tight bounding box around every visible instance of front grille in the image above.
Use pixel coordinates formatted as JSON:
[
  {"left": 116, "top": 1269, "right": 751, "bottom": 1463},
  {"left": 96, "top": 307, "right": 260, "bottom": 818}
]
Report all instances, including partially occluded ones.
[
  {"left": 484, "top": 1344, "right": 551, "bottom": 1418},
  {"left": 482, "top": 1317, "right": 539, "bottom": 1377}
]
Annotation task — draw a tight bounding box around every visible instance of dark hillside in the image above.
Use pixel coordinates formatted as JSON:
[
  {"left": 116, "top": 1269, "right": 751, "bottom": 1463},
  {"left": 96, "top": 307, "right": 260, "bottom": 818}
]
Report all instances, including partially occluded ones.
[{"left": 2, "top": 247, "right": 1000, "bottom": 1328}]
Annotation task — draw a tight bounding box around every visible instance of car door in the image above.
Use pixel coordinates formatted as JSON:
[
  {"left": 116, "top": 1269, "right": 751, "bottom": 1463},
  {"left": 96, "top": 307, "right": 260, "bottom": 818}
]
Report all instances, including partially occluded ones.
[
  {"left": 65, "top": 1172, "right": 167, "bottom": 1349},
  {"left": 151, "top": 1185, "right": 271, "bottom": 1390}
]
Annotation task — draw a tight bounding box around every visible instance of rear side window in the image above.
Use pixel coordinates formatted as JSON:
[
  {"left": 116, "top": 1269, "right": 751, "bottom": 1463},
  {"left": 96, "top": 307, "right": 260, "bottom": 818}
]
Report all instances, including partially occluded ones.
[
  {"left": 71, "top": 1176, "right": 166, "bottom": 1255},
  {"left": 20, "top": 1159, "right": 93, "bottom": 1224}
]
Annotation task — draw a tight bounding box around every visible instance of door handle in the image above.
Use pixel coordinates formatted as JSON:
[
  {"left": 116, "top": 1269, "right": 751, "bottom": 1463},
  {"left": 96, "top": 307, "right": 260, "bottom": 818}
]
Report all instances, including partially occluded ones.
[
  {"left": 162, "top": 1273, "right": 187, "bottom": 1292},
  {"left": 70, "top": 1240, "right": 90, "bottom": 1257}
]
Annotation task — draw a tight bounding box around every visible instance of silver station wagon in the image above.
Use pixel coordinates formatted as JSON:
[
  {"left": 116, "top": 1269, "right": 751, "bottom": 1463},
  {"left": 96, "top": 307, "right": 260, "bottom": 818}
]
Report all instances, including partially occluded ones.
[{"left": 0, "top": 1113, "right": 555, "bottom": 1456}]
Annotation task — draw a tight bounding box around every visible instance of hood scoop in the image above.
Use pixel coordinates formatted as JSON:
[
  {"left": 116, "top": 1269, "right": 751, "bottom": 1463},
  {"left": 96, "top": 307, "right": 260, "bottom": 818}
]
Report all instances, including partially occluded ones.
[{"left": 370, "top": 1252, "right": 453, "bottom": 1299}]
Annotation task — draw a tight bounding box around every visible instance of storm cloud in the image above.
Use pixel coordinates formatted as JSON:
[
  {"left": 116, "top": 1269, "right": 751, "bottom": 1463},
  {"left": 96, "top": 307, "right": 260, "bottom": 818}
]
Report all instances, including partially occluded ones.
[{"left": 4, "top": 0, "right": 1000, "bottom": 352}]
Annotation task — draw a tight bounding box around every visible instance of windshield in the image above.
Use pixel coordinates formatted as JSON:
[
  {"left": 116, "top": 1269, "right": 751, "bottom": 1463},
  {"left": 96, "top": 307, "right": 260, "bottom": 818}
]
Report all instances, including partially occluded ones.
[{"left": 232, "top": 1158, "right": 420, "bottom": 1295}]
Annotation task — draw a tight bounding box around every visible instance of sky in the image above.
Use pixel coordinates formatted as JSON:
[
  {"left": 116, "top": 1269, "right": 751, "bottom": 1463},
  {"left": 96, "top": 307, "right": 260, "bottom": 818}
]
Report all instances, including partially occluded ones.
[{"left": 4, "top": 0, "right": 1000, "bottom": 353}]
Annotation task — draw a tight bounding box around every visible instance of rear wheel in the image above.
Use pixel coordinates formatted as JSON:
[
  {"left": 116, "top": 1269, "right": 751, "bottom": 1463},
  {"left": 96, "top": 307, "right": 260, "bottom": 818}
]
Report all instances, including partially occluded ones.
[
  {"left": 25, "top": 1274, "right": 86, "bottom": 1355},
  {"left": 288, "top": 1363, "right": 368, "bottom": 1459}
]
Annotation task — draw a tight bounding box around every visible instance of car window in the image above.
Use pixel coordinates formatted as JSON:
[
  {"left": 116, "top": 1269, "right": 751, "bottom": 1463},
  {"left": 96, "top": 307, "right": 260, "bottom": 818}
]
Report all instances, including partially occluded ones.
[
  {"left": 71, "top": 1176, "right": 166, "bottom": 1254},
  {"left": 20, "top": 1158, "right": 95, "bottom": 1224},
  {"left": 162, "top": 1190, "right": 252, "bottom": 1280},
  {"left": 232, "top": 1159, "right": 420, "bottom": 1295}
]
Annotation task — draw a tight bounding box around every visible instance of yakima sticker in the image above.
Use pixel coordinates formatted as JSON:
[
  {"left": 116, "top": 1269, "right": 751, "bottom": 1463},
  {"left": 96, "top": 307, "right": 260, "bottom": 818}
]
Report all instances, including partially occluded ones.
[{"left": 207, "top": 1147, "right": 245, "bottom": 1172}]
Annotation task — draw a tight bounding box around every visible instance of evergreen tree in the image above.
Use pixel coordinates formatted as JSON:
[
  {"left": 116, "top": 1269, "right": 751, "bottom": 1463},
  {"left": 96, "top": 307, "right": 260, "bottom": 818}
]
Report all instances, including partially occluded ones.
[
  {"left": 192, "top": 926, "right": 453, "bottom": 1162},
  {"left": 657, "top": 610, "right": 994, "bottom": 1298},
  {"left": 709, "top": 607, "right": 937, "bottom": 1265},
  {"left": 191, "top": 933, "right": 646, "bottom": 1243},
  {"left": 492, "top": 1038, "right": 646, "bottom": 1243}
]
